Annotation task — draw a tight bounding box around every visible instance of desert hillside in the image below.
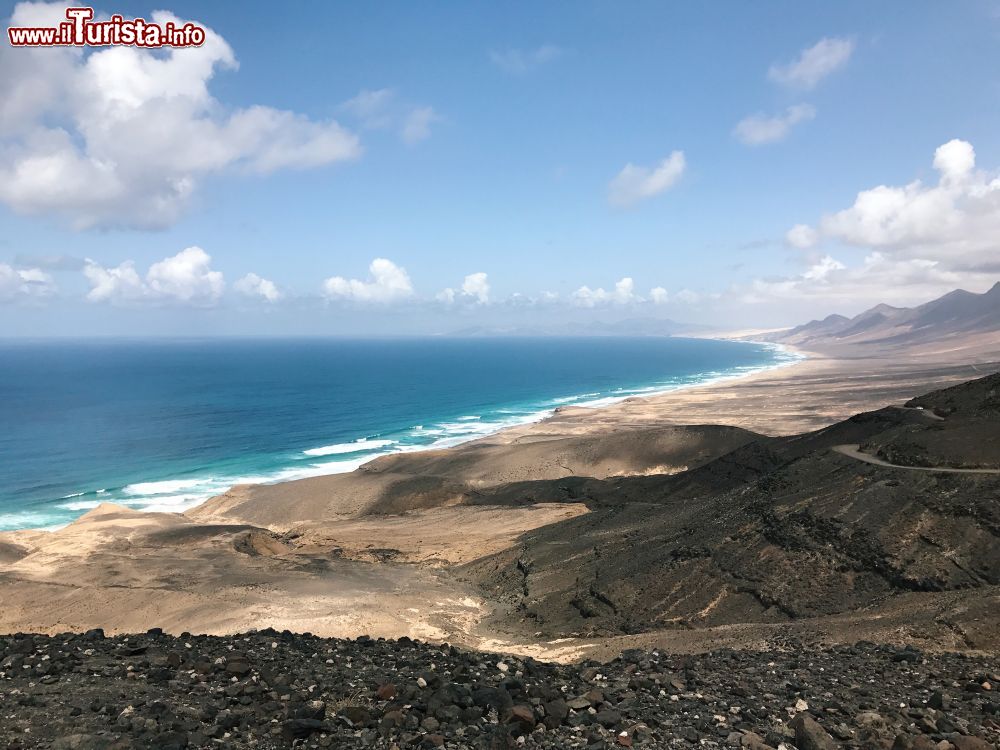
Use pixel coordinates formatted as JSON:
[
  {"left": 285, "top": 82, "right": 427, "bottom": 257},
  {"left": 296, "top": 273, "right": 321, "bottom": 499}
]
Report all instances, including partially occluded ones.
[{"left": 768, "top": 283, "right": 1000, "bottom": 356}]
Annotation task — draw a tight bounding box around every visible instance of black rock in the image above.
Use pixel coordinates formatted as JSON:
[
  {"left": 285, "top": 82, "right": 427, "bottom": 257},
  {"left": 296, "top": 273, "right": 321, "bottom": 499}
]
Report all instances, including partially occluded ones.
[{"left": 280, "top": 718, "right": 330, "bottom": 740}]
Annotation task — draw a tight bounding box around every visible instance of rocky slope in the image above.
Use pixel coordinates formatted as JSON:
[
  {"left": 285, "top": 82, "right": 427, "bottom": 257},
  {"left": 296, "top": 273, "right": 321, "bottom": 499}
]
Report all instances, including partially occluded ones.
[
  {"left": 1, "top": 630, "right": 997, "bottom": 749},
  {"left": 859, "top": 372, "right": 1000, "bottom": 469},
  {"left": 461, "top": 374, "right": 1000, "bottom": 646}
]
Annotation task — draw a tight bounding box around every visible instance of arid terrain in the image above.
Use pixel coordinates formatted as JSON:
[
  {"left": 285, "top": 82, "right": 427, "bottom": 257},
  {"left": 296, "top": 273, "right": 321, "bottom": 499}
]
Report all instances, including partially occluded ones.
[
  {"left": 1, "top": 357, "right": 997, "bottom": 659},
  {"left": 1, "top": 286, "right": 999, "bottom": 748},
  {"left": 2, "top": 630, "right": 998, "bottom": 749}
]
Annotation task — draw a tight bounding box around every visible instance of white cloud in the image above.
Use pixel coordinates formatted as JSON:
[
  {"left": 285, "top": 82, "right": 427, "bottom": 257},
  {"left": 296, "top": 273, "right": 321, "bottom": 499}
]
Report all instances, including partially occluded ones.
[
  {"left": 741, "top": 252, "right": 996, "bottom": 307},
  {"left": 438, "top": 272, "right": 491, "bottom": 305},
  {"left": 786, "top": 223, "right": 819, "bottom": 249},
  {"left": 734, "top": 104, "right": 815, "bottom": 146},
  {"left": 933, "top": 138, "right": 976, "bottom": 182},
  {"left": 341, "top": 89, "right": 439, "bottom": 144},
  {"left": 84, "top": 246, "right": 224, "bottom": 305},
  {"left": 802, "top": 255, "right": 846, "bottom": 280},
  {"left": 795, "top": 139, "right": 1000, "bottom": 271},
  {"left": 323, "top": 258, "right": 414, "bottom": 303},
  {"left": 234, "top": 272, "right": 281, "bottom": 302},
  {"left": 768, "top": 37, "right": 854, "bottom": 90},
  {"left": 490, "top": 45, "right": 562, "bottom": 74},
  {"left": 0, "top": 264, "right": 56, "bottom": 301},
  {"left": 573, "top": 277, "right": 638, "bottom": 307},
  {"left": 746, "top": 139, "right": 1000, "bottom": 308},
  {"left": 0, "top": 2, "right": 361, "bottom": 229},
  {"left": 608, "top": 152, "right": 686, "bottom": 207},
  {"left": 340, "top": 88, "right": 396, "bottom": 129},
  {"left": 84, "top": 260, "right": 147, "bottom": 303},
  {"left": 650, "top": 286, "right": 669, "bottom": 305},
  {"left": 674, "top": 289, "right": 702, "bottom": 304},
  {"left": 462, "top": 272, "right": 490, "bottom": 304},
  {"left": 401, "top": 106, "right": 441, "bottom": 145},
  {"left": 147, "top": 247, "right": 224, "bottom": 303}
]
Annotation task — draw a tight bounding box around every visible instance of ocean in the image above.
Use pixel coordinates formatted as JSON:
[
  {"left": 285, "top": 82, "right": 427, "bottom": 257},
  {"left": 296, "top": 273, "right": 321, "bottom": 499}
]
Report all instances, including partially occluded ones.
[{"left": 0, "top": 337, "right": 798, "bottom": 531}]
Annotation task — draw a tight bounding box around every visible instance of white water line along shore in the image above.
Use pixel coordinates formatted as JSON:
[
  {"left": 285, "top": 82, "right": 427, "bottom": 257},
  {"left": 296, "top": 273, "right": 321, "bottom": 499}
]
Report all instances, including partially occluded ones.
[{"left": 17, "top": 341, "right": 807, "bottom": 532}]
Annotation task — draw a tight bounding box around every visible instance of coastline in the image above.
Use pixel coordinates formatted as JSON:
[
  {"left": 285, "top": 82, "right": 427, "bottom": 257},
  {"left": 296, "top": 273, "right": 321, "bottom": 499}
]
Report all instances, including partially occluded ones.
[
  {"left": 185, "top": 340, "right": 992, "bottom": 532},
  {"left": 183, "top": 338, "right": 810, "bottom": 528},
  {"left": 5, "top": 337, "right": 800, "bottom": 532},
  {"left": 0, "top": 339, "right": 997, "bottom": 654},
  {"left": 8, "top": 334, "right": 992, "bottom": 536}
]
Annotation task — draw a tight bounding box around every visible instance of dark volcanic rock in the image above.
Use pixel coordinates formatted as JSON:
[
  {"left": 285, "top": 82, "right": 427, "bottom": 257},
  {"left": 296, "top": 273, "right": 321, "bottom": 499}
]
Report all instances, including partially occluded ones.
[
  {"left": 1, "top": 631, "right": 998, "bottom": 749},
  {"left": 790, "top": 713, "right": 837, "bottom": 750},
  {"left": 461, "top": 373, "right": 1000, "bottom": 644}
]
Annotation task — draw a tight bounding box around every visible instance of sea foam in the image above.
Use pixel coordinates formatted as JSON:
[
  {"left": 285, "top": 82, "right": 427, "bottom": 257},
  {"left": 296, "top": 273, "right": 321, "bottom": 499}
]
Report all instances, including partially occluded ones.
[
  {"left": 123, "top": 478, "right": 205, "bottom": 496},
  {"left": 302, "top": 438, "right": 395, "bottom": 457}
]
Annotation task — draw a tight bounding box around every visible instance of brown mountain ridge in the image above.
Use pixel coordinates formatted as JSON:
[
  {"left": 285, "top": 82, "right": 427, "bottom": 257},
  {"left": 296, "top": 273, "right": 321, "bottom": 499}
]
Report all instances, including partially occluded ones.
[{"left": 769, "top": 282, "right": 1000, "bottom": 353}]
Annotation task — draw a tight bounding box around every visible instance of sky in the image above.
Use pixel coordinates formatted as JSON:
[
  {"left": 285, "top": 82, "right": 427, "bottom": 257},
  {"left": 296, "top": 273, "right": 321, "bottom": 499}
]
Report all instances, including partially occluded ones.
[{"left": 2, "top": 0, "right": 1000, "bottom": 336}]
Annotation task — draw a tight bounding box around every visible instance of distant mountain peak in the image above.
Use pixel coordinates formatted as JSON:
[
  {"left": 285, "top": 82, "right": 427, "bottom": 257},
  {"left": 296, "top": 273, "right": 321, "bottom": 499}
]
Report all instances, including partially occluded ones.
[
  {"left": 771, "top": 282, "right": 1000, "bottom": 351},
  {"left": 869, "top": 303, "right": 904, "bottom": 314}
]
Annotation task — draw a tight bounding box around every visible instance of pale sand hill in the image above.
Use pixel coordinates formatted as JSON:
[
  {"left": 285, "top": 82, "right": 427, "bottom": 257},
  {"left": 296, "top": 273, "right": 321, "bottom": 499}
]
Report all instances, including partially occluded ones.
[
  {"left": 0, "top": 502, "right": 589, "bottom": 656},
  {"left": 1, "top": 335, "right": 998, "bottom": 661}
]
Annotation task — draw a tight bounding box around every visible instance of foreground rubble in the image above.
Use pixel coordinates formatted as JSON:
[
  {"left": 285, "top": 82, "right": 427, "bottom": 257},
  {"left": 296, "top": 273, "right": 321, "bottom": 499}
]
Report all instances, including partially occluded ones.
[{"left": 1, "top": 630, "right": 997, "bottom": 749}]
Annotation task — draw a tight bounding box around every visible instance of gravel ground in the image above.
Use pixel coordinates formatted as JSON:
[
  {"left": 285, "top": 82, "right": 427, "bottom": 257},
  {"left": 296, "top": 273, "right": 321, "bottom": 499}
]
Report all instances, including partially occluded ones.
[{"left": 1, "top": 630, "right": 997, "bottom": 749}]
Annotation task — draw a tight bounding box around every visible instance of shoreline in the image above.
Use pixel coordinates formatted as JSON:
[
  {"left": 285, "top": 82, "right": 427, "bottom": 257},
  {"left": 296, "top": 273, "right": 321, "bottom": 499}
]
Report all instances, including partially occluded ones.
[
  {"left": 1, "top": 341, "right": 997, "bottom": 655},
  {"left": 10, "top": 336, "right": 992, "bottom": 535},
  {"left": 8, "top": 338, "right": 803, "bottom": 532}
]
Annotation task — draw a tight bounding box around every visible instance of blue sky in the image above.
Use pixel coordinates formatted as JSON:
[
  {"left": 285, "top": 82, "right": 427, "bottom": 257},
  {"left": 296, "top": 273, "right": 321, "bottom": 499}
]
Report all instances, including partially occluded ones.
[{"left": 2, "top": 0, "right": 1000, "bottom": 335}]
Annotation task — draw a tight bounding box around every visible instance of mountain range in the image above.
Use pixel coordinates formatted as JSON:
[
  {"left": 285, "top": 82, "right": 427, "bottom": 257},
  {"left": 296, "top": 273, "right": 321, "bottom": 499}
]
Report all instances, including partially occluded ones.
[{"left": 771, "top": 282, "right": 1000, "bottom": 351}]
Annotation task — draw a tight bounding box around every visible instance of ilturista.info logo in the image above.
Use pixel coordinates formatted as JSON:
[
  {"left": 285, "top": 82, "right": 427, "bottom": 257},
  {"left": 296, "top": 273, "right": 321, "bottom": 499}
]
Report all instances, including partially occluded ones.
[{"left": 7, "top": 7, "right": 206, "bottom": 47}]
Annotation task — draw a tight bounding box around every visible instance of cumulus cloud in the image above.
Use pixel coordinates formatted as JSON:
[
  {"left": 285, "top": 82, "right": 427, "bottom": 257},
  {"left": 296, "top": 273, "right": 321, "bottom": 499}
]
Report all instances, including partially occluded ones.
[
  {"left": 785, "top": 223, "right": 819, "bottom": 249},
  {"left": 323, "top": 258, "right": 414, "bottom": 303},
  {"left": 794, "top": 139, "right": 1000, "bottom": 272},
  {"left": 734, "top": 104, "right": 815, "bottom": 146},
  {"left": 84, "top": 246, "right": 224, "bottom": 305},
  {"left": 573, "top": 277, "right": 638, "bottom": 307},
  {"left": 650, "top": 286, "right": 669, "bottom": 305},
  {"left": 747, "top": 139, "right": 1000, "bottom": 308},
  {"left": 0, "top": 264, "right": 56, "bottom": 301},
  {"left": 490, "top": 45, "right": 562, "bottom": 74},
  {"left": 461, "top": 272, "right": 490, "bottom": 304},
  {"left": 934, "top": 138, "right": 976, "bottom": 180},
  {"left": 234, "top": 272, "right": 281, "bottom": 302},
  {"left": 146, "top": 247, "right": 225, "bottom": 302},
  {"left": 84, "top": 260, "right": 147, "bottom": 303},
  {"left": 741, "top": 252, "right": 996, "bottom": 307},
  {"left": 438, "top": 272, "right": 491, "bottom": 305},
  {"left": 608, "top": 152, "right": 686, "bottom": 207},
  {"left": 0, "top": 2, "right": 361, "bottom": 229},
  {"left": 768, "top": 37, "right": 854, "bottom": 90},
  {"left": 341, "top": 89, "right": 440, "bottom": 144}
]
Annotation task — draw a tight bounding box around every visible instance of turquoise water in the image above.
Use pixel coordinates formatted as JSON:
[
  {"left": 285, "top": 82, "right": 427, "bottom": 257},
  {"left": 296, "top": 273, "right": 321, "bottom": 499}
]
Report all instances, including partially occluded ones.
[{"left": 0, "top": 337, "right": 798, "bottom": 530}]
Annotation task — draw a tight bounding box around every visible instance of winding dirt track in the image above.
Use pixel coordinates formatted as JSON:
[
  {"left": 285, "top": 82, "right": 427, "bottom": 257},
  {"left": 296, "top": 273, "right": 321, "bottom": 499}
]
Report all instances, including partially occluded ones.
[{"left": 832, "top": 444, "right": 1000, "bottom": 474}]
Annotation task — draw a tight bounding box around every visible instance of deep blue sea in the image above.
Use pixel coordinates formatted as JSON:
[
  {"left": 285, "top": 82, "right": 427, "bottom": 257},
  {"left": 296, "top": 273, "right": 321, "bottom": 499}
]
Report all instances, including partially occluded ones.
[{"left": 0, "top": 337, "right": 797, "bottom": 531}]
